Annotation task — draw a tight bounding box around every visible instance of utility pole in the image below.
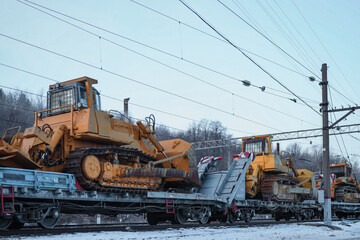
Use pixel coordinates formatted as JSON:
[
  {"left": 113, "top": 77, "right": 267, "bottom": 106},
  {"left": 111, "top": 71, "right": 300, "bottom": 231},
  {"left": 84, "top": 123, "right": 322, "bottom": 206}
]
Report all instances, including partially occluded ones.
[{"left": 320, "top": 63, "right": 331, "bottom": 225}]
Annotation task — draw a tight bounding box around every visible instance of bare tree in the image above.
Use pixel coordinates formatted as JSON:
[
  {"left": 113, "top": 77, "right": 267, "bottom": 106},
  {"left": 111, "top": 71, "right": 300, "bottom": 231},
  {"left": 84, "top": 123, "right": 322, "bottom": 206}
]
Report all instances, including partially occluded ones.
[{"left": 0, "top": 89, "right": 45, "bottom": 136}]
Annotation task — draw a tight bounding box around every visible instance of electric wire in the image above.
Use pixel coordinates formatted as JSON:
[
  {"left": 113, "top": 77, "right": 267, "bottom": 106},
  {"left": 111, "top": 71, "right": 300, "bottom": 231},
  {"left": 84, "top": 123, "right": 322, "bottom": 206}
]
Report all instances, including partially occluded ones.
[
  {"left": 180, "top": 0, "right": 321, "bottom": 117},
  {"left": 18, "top": 0, "right": 319, "bottom": 105},
  {"left": 130, "top": 0, "right": 309, "bottom": 77},
  {"left": 259, "top": 0, "right": 323, "bottom": 95},
  {"left": 329, "top": 87, "right": 350, "bottom": 158},
  {"left": 217, "top": 0, "right": 321, "bottom": 80},
  {"left": 263, "top": 0, "right": 320, "bottom": 72},
  {"left": 230, "top": 0, "right": 321, "bottom": 103},
  {"left": 272, "top": 0, "right": 323, "bottom": 64},
  {"left": 14, "top": 1, "right": 321, "bottom": 125},
  {"left": 257, "top": 0, "right": 319, "bottom": 75},
  {"left": 292, "top": 0, "right": 360, "bottom": 103},
  {"left": 0, "top": 33, "right": 284, "bottom": 132},
  {"left": 0, "top": 62, "right": 252, "bottom": 134}
]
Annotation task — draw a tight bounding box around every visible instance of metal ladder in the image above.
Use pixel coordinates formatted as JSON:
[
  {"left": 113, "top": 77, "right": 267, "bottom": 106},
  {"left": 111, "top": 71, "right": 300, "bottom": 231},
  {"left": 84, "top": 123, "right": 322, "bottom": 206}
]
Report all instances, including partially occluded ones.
[
  {"left": 216, "top": 154, "right": 254, "bottom": 204},
  {"left": 1, "top": 186, "right": 15, "bottom": 214}
]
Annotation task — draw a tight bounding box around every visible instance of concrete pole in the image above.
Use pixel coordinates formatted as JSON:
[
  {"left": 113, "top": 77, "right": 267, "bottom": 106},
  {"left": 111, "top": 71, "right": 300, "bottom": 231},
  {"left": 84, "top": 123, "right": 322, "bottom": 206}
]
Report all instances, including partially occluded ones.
[{"left": 321, "top": 63, "right": 331, "bottom": 225}]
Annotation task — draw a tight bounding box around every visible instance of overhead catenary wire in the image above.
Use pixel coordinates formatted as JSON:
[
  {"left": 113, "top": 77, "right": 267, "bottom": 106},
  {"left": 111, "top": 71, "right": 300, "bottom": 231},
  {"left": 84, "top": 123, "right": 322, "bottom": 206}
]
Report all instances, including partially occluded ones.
[
  {"left": 180, "top": 0, "right": 321, "bottom": 117},
  {"left": 229, "top": 0, "right": 321, "bottom": 103},
  {"left": 18, "top": 0, "right": 320, "bottom": 105},
  {"left": 14, "top": 1, "right": 321, "bottom": 126},
  {"left": 256, "top": 0, "right": 319, "bottom": 76},
  {"left": 217, "top": 0, "right": 321, "bottom": 81},
  {"left": 329, "top": 87, "right": 351, "bottom": 158},
  {"left": 291, "top": 0, "right": 360, "bottom": 103},
  {"left": 272, "top": 0, "right": 323, "bottom": 64},
  {"left": 0, "top": 33, "right": 284, "bottom": 132},
  {"left": 256, "top": 0, "right": 323, "bottom": 96},
  {"left": 0, "top": 100, "right": 186, "bottom": 133},
  {"left": 0, "top": 62, "right": 253, "bottom": 135},
  {"left": 2, "top": 0, "right": 358, "bottom": 143}
]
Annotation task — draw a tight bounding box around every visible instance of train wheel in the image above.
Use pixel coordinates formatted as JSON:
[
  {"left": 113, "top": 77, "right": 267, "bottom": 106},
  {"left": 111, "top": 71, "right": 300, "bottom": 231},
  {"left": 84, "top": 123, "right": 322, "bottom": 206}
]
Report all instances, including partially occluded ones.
[
  {"left": 274, "top": 214, "right": 281, "bottom": 222},
  {"left": 147, "top": 213, "right": 159, "bottom": 226},
  {"left": 174, "top": 208, "right": 188, "bottom": 225},
  {"left": 38, "top": 208, "right": 60, "bottom": 229},
  {"left": 227, "top": 212, "right": 237, "bottom": 224},
  {"left": 0, "top": 217, "right": 12, "bottom": 230},
  {"left": 244, "top": 213, "right": 253, "bottom": 223},
  {"left": 295, "top": 213, "right": 303, "bottom": 221},
  {"left": 218, "top": 215, "right": 227, "bottom": 223},
  {"left": 8, "top": 218, "right": 25, "bottom": 229},
  {"left": 198, "top": 209, "right": 210, "bottom": 224},
  {"left": 336, "top": 213, "right": 343, "bottom": 220}
]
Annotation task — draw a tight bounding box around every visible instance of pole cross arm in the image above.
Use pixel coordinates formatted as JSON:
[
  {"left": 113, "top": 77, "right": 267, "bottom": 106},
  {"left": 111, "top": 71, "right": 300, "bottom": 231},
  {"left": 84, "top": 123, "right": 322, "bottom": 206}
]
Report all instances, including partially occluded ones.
[
  {"left": 329, "top": 109, "right": 355, "bottom": 129},
  {"left": 328, "top": 106, "right": 360, "bottom": 113}
]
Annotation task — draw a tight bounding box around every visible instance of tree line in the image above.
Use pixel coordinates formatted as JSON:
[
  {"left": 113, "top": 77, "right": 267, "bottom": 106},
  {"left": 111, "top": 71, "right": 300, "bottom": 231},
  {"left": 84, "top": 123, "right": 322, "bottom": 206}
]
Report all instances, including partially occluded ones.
[{"left": 0, "top": 88, "right": 44, "bottom": 135}]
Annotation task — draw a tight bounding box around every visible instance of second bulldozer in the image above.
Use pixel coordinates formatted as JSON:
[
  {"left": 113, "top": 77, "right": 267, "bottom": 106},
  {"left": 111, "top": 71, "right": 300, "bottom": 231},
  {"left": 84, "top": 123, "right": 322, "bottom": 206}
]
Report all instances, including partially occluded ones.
[
  {"left": 238, "top": 135, "right": 315, "bottom": 202},
  {"left": 0, "top": 77, "right": 199, "bottom": 192},
  {"left": 330, "top": 162, "right": 360, "bottom": 202}
]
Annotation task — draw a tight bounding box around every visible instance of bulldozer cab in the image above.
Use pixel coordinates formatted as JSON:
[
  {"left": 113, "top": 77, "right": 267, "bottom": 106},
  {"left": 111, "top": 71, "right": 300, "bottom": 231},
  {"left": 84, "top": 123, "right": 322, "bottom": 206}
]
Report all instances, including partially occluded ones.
[
  {"left": 330, "top": 162, "right": 352, "bottom": 178},
  {"left": 47, "top": 77, "right": 100, "bottom": 116},
  {"left": 242, "top": 135, "right": 271, "bottom": 155}
]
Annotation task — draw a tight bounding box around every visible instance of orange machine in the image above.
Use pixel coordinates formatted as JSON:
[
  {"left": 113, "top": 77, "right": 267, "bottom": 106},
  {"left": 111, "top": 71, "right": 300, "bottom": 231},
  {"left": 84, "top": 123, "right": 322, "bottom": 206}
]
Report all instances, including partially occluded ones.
[
  {"left": 240, "top": 135, "right": 314, "bottom": 202},
  {"left": 0, "top": 77, "right": 199, "bottom": 192},
  {"left": 330, "top": 162, "right": 360, "bottom": 202}
]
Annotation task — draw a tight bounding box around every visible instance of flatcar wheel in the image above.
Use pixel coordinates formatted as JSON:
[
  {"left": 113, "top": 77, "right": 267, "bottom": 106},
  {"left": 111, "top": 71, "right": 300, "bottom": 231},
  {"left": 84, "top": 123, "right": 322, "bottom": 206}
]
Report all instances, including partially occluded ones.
[
  {"left": 274, "top": 214, "right": 281, "bottom": 222},
  {"left": 198, "top": 209, "right": 210, "bottom": 224},
  {"left": 227, "top": 212, "right": 237, "bottom": 224},
  {"left": 244, "top": 213, "right": 253, "bottom": 223},
  {"left": 38, "top": 208, "right": 60, "bottom": 229},
  {"left": 8, "top": 218, "right": 25, "bottom": 229},
  {"left": 218, "top": 215, "right": 227, "bottom": 223},
  {"left": 175, "top": 208, "right": 188, "bottom": 225},
  {"left": 295, "top": 213, "right": 303, "bottom": 221},
  {"left": 147, "top": 213, "right": 159, "bottom": 226},
  {"left": 0, "top": 217, "right": 12, "bottom": 230}
]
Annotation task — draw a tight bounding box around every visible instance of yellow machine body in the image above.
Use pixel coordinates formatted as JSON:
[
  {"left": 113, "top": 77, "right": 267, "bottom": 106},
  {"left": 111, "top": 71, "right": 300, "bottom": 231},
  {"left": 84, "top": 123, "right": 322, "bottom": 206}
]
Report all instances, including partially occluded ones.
[
  {"left": 239, "top": 135, "right": 314, "bottom": 201},
  {"left": 329, "top": 162, "right": 360, "bottom": 202},
  {"left": 0, "top": 77, "right": 199, "bottom": 191}
]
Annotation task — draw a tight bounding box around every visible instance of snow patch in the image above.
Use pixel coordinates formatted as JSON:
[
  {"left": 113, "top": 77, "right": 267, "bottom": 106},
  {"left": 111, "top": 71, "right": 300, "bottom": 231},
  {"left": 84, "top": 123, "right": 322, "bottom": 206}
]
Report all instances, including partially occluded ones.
[{"left": 8, "top": 222, "right": 360, "bottom": 240}]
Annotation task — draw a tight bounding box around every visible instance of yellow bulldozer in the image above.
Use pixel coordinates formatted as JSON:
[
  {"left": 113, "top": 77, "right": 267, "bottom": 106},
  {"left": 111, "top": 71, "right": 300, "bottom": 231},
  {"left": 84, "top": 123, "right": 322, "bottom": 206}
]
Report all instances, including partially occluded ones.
[
  {"left": 0, "top": 77, "right": 199, "bottom": 192},
  {"left": 330, "top": 162, "right": 360, "bottom": 202},
  {"left": 239, "top": 135, "right": 315, "bottom": 202}
]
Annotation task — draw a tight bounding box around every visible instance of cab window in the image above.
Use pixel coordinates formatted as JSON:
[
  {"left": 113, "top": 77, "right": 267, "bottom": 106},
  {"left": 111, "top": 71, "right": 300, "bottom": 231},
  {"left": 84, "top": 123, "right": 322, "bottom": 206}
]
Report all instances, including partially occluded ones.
[{"left": 79, "top": 87, "right": 88, "bottom": 108}]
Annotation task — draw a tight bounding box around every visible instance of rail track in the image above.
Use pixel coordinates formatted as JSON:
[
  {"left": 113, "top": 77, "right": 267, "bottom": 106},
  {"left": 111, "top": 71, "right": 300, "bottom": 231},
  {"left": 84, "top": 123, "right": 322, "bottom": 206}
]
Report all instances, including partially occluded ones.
[{"left": 0, "top": 219, "right": 345, "bottom": 238}]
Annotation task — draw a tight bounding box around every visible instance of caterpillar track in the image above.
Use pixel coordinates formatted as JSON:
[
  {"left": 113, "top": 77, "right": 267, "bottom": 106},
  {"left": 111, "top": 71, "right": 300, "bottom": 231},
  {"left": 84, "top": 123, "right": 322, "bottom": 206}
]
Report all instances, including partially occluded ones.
[
  {"left": 64, "top": 146, "right": 158, "bottom": 194},
  {"left": 262, "top": 176, "right": 300, "bottom": 202},
  {"left": 335, "top": 186, "right": 360, "bottom": 203}
]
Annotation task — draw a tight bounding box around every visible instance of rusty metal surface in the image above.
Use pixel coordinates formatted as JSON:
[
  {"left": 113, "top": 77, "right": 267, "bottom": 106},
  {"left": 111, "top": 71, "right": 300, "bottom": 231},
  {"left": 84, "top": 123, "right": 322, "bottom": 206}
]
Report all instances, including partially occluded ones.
[
  {"left": 125, "top": 167, "right": 187, "bottom": 179},
  {"left": 262, "top": 176, "right": 299, "bottom": 202}
]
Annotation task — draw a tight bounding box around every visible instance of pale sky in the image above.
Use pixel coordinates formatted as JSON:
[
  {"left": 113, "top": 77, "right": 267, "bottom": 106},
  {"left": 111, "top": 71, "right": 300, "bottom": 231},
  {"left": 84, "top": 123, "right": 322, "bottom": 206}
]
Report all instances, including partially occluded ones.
[{"left": 1, "top": 0, "right": 359, "bottom": 161}]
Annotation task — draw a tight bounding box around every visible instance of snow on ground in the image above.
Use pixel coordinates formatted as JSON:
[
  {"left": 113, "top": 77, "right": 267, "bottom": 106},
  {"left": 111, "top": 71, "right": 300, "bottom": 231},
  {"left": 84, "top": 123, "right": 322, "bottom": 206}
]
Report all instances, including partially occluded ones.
[{"left": 7, "top": 221, "right": 360, "bottom": 240}]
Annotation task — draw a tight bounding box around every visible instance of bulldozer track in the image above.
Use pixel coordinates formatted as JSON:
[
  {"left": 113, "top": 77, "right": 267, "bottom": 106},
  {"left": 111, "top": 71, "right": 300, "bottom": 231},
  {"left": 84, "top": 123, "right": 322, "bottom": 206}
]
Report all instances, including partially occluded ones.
[
  {"left": 262, "top": 176, "right": 299, "bottom": 202},
  {"left": 64, "top": 146, "right": 158, "bottom": 194},
  {"left": 335, "top": 186, "right": 359, "bottom": 202}
]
